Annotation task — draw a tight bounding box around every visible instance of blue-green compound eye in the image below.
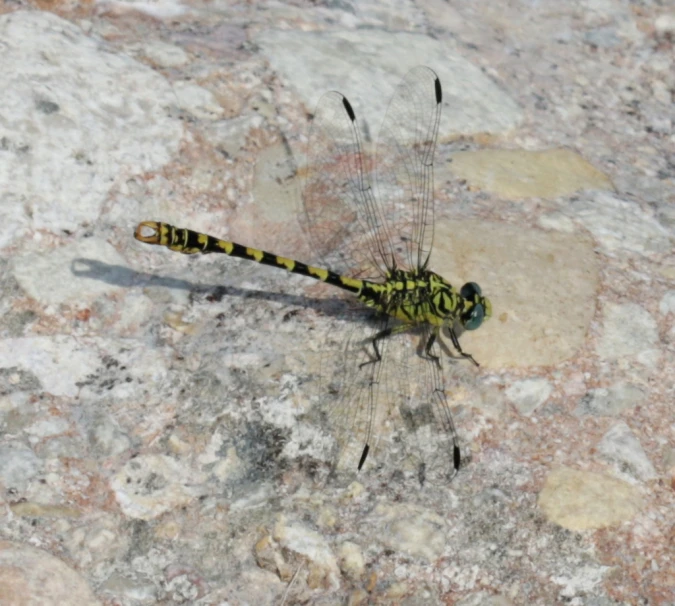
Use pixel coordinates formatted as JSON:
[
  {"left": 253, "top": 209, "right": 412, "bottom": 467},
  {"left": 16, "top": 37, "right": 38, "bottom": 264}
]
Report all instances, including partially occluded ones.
[
  {"left": 463, "top": 304, "right": 485, "bottom": 330},
  {"left": 460, "top": 282, "right": 482, "bottom": 299}
]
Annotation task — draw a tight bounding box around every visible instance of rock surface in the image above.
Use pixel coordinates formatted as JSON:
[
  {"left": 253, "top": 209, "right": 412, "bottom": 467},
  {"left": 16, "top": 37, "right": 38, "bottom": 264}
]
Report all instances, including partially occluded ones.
[{"left": 0, "top": 3, "right": 672, "bottom": 605}]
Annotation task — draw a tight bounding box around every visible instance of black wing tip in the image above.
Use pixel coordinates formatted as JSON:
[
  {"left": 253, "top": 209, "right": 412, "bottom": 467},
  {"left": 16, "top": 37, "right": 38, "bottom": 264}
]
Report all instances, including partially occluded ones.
[
  {"left": 453, "top": 445, "right": 461, "bottom": 472},
  {"left": 357, "top": 443, "right": 370, "bottom": 471},
  {"left": 342, "top": 96, "right": 356, "bottom": 122},
  {"left": 434, "top": 76, "right": 442, "bottom": 104}
]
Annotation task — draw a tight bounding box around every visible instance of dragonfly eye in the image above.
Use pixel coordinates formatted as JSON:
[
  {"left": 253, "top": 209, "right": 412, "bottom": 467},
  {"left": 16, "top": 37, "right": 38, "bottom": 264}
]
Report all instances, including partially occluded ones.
[
  {"left": 462, "top": 303, "right": 485, "bottom": 331},
  {"left": 460, "top": 282, "right": 482, "bottom": 299}
]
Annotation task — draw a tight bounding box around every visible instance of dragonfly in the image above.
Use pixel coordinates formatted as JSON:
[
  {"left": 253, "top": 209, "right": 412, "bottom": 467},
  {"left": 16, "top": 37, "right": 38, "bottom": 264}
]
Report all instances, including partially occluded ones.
[{"left": 134, "top": 66, "right": 491, "bottom": 479}]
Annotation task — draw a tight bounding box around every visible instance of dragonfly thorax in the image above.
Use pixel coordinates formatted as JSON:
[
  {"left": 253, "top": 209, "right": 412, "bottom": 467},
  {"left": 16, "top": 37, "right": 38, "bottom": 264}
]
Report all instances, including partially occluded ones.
[
  {"left": 357, "top": 268, "right": 491, "bottom": 331},
  {"left": 357, "top": 269, "right": 453, "bottom": 324}
]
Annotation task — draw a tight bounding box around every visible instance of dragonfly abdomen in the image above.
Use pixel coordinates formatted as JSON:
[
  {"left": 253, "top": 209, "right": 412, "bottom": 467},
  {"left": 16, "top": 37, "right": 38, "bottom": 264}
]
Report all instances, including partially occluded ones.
[{"left": 134, "top": 221, "right": 365, "bottom": 294}]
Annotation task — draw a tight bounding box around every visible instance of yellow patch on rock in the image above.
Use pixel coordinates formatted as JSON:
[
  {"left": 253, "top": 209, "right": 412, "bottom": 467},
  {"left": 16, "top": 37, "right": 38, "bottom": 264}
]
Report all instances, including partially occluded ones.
[
  {"left": 9, "top": 502, "right": 81, "bottom": 518},
  {"left": 431, "top": 220, "right": 599, "bottom": 368},
  {"left": 538, "top": 467, "right": 643, "bottom": 531},
  {"left": 448, "top": 148, "right": 614, "bottom": 198}
]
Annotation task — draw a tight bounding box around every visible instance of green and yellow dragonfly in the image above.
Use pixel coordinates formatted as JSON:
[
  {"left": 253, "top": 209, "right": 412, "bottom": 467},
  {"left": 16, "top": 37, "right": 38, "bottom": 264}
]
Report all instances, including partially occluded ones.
[{"left": 135, "top": 66, "right": 491, "bottom": 478}]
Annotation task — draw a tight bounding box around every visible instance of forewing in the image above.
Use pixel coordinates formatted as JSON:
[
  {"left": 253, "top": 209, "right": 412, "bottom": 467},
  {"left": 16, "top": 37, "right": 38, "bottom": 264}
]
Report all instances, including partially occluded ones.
[
  {"left": 303, "top": 91, "right": 390, "bottom": 279},
  {"left": 375, "top": 66, "right": 442, "bottom": 272}
]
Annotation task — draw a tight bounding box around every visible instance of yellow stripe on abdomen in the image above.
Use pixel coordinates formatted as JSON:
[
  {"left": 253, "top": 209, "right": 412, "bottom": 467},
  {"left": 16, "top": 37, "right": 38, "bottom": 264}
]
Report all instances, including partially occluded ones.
[{"left": 134, "top": 221, "right": 365, "bottom": 295}]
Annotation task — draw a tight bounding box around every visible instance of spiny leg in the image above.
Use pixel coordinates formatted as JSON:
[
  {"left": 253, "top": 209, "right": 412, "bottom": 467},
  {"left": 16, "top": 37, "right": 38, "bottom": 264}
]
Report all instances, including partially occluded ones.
[
  {"left": 424, "top": 327, "right": 442, "bottom": 369},
  {"left": 448, "top": 327, "right": 479, "bottom": 367},
  {"left": 359, "top": 325, "right": 393, "bottom": 369}
]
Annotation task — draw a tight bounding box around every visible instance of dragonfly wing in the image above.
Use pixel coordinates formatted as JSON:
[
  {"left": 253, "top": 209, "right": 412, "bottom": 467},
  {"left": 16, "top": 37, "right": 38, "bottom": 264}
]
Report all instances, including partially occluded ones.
[
  {"left": 315, "top": 314, "right": 461, "bottom": 482},
  {"left": 375, "top": 66, "right": 442, "bottom": 272},
  {"left": 303, "top": 90, "right": 392, "bottom": 279},
  {"left": 317, "top": 310, "right": 393, "bottom": 472}
]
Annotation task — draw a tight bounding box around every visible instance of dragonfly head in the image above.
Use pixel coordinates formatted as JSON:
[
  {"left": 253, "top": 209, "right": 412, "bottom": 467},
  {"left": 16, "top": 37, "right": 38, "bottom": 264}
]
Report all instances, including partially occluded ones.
[{"left": 459, "top": 282, "right": 492, "bottom": 331}]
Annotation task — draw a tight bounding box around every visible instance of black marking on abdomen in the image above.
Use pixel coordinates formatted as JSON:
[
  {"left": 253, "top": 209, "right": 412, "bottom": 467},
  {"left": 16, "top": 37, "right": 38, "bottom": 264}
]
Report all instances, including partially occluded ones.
[{"left": 222, "top": 240, "right": 362, "bottom": 294}]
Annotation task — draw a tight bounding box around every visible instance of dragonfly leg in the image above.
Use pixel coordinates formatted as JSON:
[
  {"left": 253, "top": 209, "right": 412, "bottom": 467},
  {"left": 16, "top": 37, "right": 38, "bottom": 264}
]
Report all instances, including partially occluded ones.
[
  {"left": 424, "top": 328, "right": 442, "bottom": 369},
  {"left": 448, "top": 327, "right": 480, "bottom": 367},
  {"left": 359, "top": 326, "right": 392, "bottom": 368}
]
